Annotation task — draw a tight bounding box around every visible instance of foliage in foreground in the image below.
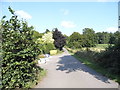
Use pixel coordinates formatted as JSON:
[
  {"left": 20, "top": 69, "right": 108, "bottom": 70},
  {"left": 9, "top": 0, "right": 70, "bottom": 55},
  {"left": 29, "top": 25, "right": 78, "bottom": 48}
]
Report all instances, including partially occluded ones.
[{"left": 1, "top": 7, "right": 43, "bottom": 88}]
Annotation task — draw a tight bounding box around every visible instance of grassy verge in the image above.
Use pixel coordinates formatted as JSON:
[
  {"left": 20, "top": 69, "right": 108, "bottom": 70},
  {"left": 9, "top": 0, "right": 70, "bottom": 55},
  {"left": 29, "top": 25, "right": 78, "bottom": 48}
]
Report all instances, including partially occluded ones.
[
  {"left": 66, "top": 47, "right": 120, "bottom": 84},
  {"left": 31, "top": 69, "right": 47, "bottom": 88}
]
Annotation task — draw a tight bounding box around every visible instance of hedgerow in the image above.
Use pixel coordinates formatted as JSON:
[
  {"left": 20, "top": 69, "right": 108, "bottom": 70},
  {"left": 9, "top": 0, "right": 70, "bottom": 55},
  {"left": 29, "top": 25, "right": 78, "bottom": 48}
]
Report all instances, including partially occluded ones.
[{"left": 1, "top": 7, "right": 42, "bottom": 88}]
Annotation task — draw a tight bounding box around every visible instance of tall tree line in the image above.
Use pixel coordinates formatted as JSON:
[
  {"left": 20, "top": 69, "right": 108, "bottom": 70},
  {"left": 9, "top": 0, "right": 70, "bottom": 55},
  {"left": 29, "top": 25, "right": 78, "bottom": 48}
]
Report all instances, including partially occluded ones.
[{"left": 66, "top": 28, "right": 120, "bottom": 49}]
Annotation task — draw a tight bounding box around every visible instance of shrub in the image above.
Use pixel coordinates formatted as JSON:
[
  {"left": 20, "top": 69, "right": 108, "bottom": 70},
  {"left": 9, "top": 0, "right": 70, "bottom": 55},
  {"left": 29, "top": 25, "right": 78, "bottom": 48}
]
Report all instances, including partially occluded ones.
[
  {"left": 42, "top": 43, "right": 55, "bottom": 54},
  {"left": 50, "top": 50, "right": 57, "bottom": 55},
  {"left": 75, "top": 48, "right": 100, "bottom": 61},
  {"left": 1, "top": 7, "right": 42, "bottom": 88},
  {"left": 96, "top": 46, "right": 120, "bottom": 74}
]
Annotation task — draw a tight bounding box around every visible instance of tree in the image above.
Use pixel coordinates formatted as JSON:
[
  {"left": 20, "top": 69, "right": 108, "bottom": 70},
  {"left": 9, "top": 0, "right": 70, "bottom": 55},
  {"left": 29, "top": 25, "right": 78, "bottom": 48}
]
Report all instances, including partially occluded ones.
[
  {"left": 36, "top": 32, "right": 55, "bottom": 54},
  {"left": 83, "top": 28, "right": 96, "bottom": 47},
  {"left": 36, "top": 32, "right": 54, "bottom": 44},
  {"left": 67, "top": 32, "right": 83, "bottom": 48},
  {"left": 96, "top": 32, "right": 110, "bottom": 44},
  {"left": 63, "top": 34, "right": 69, "bottom": 46},
  {"left": 102, "top": 32, "right": 110, "bottom": 44},
  {"left": 53, "top": 28, "right": 66, "bottom": 50},
  {"left": 109, "top": 32, "right": 115, "bottom": 44},
  {"left": 114, "top": 31, "right": 120, "bottom": 44},
  {"left": 44, "top": 29, "right": 50, "bottom": 33},
  {"left": 42, "top": 32, "right": 54, "bottom": 44},
  {"left": 96, "top": 32, "right": 104, "bottom": 44}
]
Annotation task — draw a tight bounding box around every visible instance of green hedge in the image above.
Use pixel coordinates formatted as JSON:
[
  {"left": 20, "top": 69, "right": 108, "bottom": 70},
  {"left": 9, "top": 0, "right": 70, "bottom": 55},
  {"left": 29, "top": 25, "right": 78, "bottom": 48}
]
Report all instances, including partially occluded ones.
[{"left": 1, "top": 7, "right": 42, "bottom": 88}]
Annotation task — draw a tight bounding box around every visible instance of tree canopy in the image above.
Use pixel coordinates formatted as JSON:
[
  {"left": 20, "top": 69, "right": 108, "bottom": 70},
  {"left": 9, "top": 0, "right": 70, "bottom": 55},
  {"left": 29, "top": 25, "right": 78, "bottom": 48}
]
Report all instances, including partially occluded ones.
[{"left": 53, "top": 28, "right": 66, "bottom": 50}]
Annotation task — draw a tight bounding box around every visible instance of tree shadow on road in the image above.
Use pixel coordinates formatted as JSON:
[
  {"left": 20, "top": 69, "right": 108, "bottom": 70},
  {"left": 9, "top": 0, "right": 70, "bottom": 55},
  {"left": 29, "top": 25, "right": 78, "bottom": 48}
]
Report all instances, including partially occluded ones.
[{"left": 56, "top": 55, "right": 110, "bottom": 83}]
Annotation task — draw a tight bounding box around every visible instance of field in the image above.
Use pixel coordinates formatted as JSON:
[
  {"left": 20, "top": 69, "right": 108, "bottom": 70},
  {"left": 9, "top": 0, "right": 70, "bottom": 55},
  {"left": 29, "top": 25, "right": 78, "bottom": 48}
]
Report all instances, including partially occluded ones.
[
  {"left": 89, "top": 44, "right": 113, "bottom": 52},
  {"left": 66, "top": 44, "right": 112, "bottom": 53},
  {"left": 95, "top": 44, "right": 114, "bottom": 49},
  {"left": 95, "top": 44, "right": 109, "bottom": 49}
]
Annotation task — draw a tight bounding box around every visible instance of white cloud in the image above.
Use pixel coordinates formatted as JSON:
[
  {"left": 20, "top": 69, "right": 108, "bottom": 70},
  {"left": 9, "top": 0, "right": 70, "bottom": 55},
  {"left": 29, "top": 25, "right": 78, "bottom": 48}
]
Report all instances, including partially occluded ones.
[
  {"left": 15, "top": 10, "right": 32, "bottom": 19},
  {"left": 106, "top": 27, "right": 118, "bottom": 33},
  {"left": 61, "top": 9, "right": 69, "bottom": 15},
  {"left": 61, "top": 21, "right": 76, "bottom": 28}
]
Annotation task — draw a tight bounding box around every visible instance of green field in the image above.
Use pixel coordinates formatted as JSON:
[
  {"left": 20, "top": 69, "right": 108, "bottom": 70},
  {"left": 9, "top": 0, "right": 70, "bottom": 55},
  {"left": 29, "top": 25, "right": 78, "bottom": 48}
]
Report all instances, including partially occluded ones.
[
  {"left": 95, "top": 44, "right": 109, "bottom": 49},
  {"left": 87, "top": 44, "right": 114, "bottom": 52},
  {"left": 65, "top": 44, "right": 111, "bottom": 53},
  {"left": 94, "top": 44, "right": 114, "bottom": 49}
]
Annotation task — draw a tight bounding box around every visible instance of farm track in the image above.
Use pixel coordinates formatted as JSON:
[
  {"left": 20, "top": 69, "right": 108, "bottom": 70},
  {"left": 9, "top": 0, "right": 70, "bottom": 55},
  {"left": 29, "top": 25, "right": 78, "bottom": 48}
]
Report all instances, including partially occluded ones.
[{"left": 34, "top": 48, "right": 118, "bottom": 88}]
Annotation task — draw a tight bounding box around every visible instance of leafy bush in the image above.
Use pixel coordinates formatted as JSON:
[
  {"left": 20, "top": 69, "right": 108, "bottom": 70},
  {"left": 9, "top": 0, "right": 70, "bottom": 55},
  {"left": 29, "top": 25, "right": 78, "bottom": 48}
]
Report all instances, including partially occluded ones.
[
  {"left": 96, "top": 44, "right": 120, "bottom": 74},
  {"left": 74, "top": 48, "right": 100, "bottom": 61},
  {"left": 1, "top": 7, "right": 42, "bottom": 88},
  {"left": 42, "top": 43, "right": 55, "bottom": 54}
]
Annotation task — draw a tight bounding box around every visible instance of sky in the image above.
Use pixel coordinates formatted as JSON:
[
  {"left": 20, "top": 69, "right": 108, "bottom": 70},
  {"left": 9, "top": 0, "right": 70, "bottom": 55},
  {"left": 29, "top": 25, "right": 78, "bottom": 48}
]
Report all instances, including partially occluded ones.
[{"left": 0, "top": 0, "right": 119, "bottom": 36}]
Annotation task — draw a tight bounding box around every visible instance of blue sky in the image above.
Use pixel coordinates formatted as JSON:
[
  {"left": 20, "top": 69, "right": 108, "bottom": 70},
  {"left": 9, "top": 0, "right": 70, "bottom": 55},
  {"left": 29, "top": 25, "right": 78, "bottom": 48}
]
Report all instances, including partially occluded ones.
[{"left": 1, "top": 1, "right": 118, "bottom": 36}]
